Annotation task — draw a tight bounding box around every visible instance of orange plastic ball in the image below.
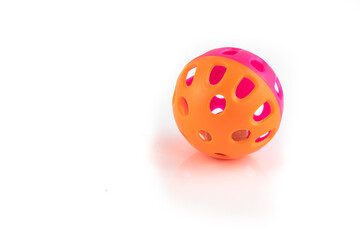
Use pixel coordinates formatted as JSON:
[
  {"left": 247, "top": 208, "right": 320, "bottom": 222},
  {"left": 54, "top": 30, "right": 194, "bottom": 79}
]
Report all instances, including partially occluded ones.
[{"left": 172, "top": 47, "right": 284, "bottom": 159}]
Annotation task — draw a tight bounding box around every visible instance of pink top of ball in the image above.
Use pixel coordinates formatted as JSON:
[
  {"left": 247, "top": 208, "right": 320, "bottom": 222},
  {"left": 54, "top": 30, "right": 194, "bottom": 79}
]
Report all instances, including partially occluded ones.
[{"left": 200, "top": 47, "right": 284, "bottom": 117}]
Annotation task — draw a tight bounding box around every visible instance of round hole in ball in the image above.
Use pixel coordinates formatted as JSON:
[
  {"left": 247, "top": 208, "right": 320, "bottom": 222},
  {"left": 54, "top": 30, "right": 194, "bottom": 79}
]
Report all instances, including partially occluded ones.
[
  {"left": 185, "top": 67, "right": 196, "bottom": 86},
  {"left": 232, "top": 129, "right": 250, "bottom": 142},
  {"left": 214, "top": 153, "right": 229, "bottom": 159},
  {"left": 178, "top": 97, "right": 189, "bottom": 116},
  {"left": 274, "top": 81, "right": 279, "bottom": 93},
  {"left": 198, "top": 130, "right": 212, "bottom": 142},
  {"left": 274, "top": 78, "right": 283, "bottom": 99},
  {"left": 253, "top": 101, "right": 271, "bottom": 121},
  {"left": 222, "top": 50, "right": 238, "bottom": 55},
  {"left": 209, "top": 65, "right": 226, "bottom": 85},
  {"left": 251, "top": 60, "right": 265, "bottom": 72},
  {"left": 255, "top": 131, "right": 271, "bottom": 143},
  {"left": 236, "top": 77, "right": 255, "bottom": 99},
  {"left": 210, "top": 95, "right": 226, "bottom": 115}
]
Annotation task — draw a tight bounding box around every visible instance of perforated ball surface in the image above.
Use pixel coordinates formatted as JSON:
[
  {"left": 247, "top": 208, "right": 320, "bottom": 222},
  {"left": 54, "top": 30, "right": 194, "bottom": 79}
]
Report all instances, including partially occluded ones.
[{"left": 172, "top": 47, "right": 284, "bottom": 159}]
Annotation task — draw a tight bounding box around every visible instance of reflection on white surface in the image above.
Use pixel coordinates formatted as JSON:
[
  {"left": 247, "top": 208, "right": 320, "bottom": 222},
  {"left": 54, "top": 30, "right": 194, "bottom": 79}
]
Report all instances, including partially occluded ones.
[{"left": 152, "top": 132, "right": 283, "bottom": 217}]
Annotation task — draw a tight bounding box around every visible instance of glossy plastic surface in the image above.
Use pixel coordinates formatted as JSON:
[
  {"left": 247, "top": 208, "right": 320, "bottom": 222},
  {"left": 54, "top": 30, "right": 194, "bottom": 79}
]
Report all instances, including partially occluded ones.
[{"left": 172, "top": 48, "right": 283, "bottom": 159}]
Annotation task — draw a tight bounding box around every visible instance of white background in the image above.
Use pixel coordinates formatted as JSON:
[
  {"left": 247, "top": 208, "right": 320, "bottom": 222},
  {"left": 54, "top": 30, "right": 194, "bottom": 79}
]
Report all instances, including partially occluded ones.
[{"left": 1, "top": 0, "right": 360, "bottom": 239}]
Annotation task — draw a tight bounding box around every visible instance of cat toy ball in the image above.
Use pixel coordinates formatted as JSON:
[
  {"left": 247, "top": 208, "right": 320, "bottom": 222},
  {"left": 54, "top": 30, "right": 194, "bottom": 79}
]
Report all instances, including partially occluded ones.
[{"left": 172, "top": 47, "right": 284, "bottom": 159}]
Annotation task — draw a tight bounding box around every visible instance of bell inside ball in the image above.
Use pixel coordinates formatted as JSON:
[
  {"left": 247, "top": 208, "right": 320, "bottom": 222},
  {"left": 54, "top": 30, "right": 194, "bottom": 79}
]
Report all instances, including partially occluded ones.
[{"left": 172, "top": 47, "right": 284, "bottom": 159}]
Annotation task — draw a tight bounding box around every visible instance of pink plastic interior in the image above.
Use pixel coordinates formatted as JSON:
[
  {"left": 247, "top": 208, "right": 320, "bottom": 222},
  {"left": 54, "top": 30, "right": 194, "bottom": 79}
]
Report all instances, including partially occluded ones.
[
  {"left": 210, "top": 95, "right": 226, "bottom": 114},
  {"left": 186, "top": 76, "right": 194, "bottom": 86},
  {"left": 209, "top": 65, "right": 226, "bottom": 85},
  {"left": 222, "top": 50, "right": 238, "bottom": 55},
  {"left": 236, "top": 77, "right": 255, "bottom": 99}
]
